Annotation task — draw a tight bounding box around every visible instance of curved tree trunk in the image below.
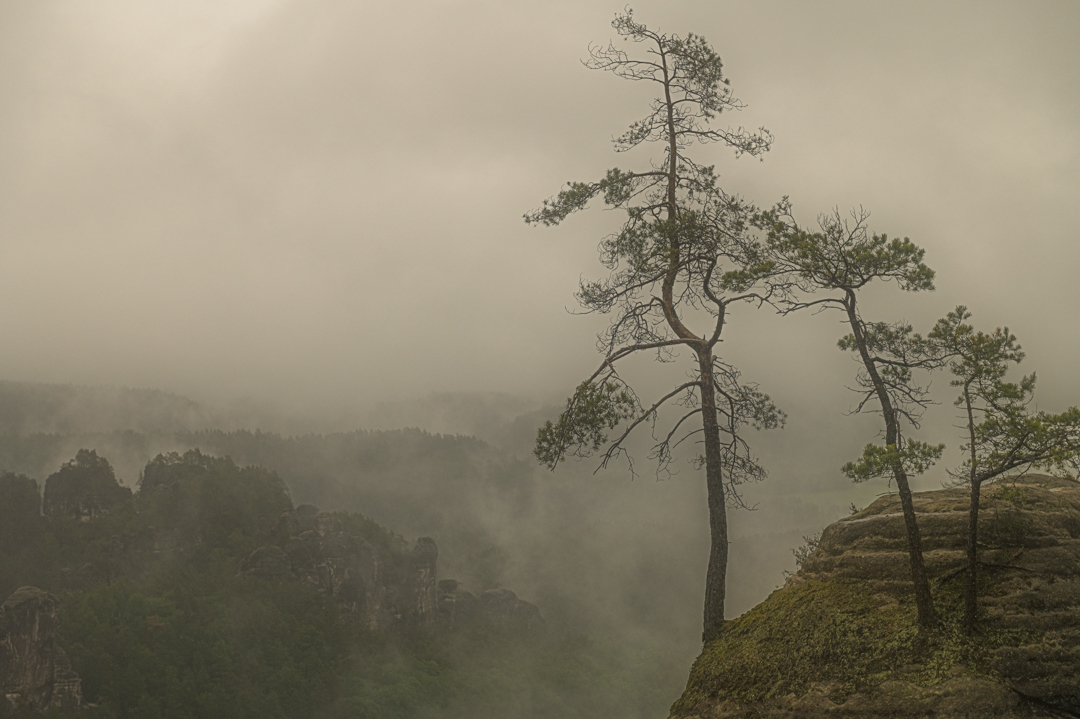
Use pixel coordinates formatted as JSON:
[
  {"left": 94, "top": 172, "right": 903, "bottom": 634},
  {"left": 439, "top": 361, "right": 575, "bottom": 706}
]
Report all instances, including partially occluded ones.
[
  {"left": 844, "top": 291, "right": 938, "bottom": 630},
  {"left": 655, "top": 41, "right": 730, "bottom": 644},
  {"left": 892, "top": 465, "right": 937, "bottom": 629}
]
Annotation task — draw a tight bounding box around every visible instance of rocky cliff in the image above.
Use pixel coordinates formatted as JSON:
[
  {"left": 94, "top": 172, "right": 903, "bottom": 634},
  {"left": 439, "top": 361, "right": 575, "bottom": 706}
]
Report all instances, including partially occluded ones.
[
  {"left": 0, "top": 587, "right": 82, "bottom": 713},
  {"left": 436, "top": 581, "right": 544, "bottom": 630},
  {"left": 241, "top": 504, "right": 542, "bottom": 632},
  {"left": 242, "top": 504, "right": 441, "bottom": 629},
  {"left": 1, "top": 448, "right": 547, "bottom": 715},
  {"left": 671, "top": 474, "right": 1080, "bottom": 719}
]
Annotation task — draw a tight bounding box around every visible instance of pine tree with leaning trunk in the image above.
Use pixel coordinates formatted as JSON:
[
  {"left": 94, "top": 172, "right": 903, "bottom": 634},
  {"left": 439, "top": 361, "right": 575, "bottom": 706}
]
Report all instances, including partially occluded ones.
[
  {"left": 527, "top": 10, "right": 785, "bottom": 645},
  {"left": 762, "top": 204, "right": 946, "bottom": 630}
]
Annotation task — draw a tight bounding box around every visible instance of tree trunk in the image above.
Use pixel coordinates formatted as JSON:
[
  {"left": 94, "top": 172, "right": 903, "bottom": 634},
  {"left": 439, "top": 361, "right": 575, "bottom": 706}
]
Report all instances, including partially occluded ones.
[
  {"left": 964, "top": 478, "right": 981, "bottom": 633},
  {"left": 656, "top": 42, "right": 729, "bottom": 644},
  {"left": 698, "top": 351, "right": 728, "bottom": 645},
  {"left": 963, "top": 387, "right": 980, "bottom": 634},
  {"left": 893, "top": 465, "right": 938, "bottom": 629},
  {"left": 844, "top": 291, "right": 938, "bottom": 630}
]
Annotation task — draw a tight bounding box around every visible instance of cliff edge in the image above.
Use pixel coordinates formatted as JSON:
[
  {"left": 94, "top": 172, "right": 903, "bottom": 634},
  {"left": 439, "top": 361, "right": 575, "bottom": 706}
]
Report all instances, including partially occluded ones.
[{"left": 671, "top": 474, "right": 1080, "bottom": 718}]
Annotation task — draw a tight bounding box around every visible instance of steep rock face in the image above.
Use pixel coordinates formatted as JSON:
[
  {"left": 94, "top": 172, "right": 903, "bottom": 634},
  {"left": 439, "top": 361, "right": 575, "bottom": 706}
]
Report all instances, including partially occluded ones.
[
  {"left": 0, "top": 587, "right": 82, "bottom": 712},
  {"left": 477, "top": 589, "right": 544, "bottom": 629},
  {"left": 43, "top": 449, "right": 130, "bottom": 522},
  {"left": 379, "top": 535, "right": 439, "bottom": 626},
  {"left": 242, "top": 506, "right": 440, "bottom": 630},
  {"left": 436, "top": 581, "right": 544, "bottom": 630},
  {"left": 243, "top": 506, "right": 543, "bottom": 632},
  {"left": 672, "top": 475, "right": 1080, "bottom": 719}
]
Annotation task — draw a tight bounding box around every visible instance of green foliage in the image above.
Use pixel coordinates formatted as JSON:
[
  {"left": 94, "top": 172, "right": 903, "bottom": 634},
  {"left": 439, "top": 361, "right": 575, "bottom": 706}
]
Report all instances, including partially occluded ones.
[
  {"left": 61, "top": 573, "right": 346, "bottom": 719},
  {"left": 42, "top": 449, "right": 131, "bottom": 519},
  {"left": 788, "top": 532, "right": 820, "bottom": 574},
  {"left": 0, "top": 450, "right": 345, "bottom": 718},
  {"left": 526, "top": 11, "right": 784, "bottom": 495},
  {"left": 0, "top": 472, "right": 50, "bottom": 599},
  {"left": 329, "top": 624, "right": 679, "bottom": 719},
  {"left": 0, "top": 426, "right": 537, "bottom": 594},
  {"left": 929, "top": 306, "right": 1080, "bottom": 483},
  {"left": 600, "top": 9, "right": 772, "bottom": 156},
  {"left": 136, "top": 449, "right": 292, "bottom": 551},
  {"left": 763, "top": 203, "right": 946, "bottom": 490},
  {"left": 837, "top": 321, "right": 935, "bottom": 366},
  {"left": 524, "top": 7, "right": 775, "bottom": 331},
  {"left": 523, "top": 181, "right": 601, "bottom": 227},
  {"left": 0, "top": 471, "right": 41, "bottom": 546},
  {"left": 761, "top": 201, "right": 935, "bottom": 293},
  {"left": 526, "top": 11, "right": 787, "bottom": 643},
  {"left": 535, "top": 382, "right": 637, "bottom": 469},
  {"left": 523, "top": 8, "right": 773, "bottom": 228},
  {"left": 992, "top": 482, "right": 1029, "bottom": 507},
  {"left": 834, "top": 319, "right": 944, "bottom": 433},
  {"left": 0, "top": 447, "right": 681, "bottom": 719},
  {"left": 843, "top": 441, "right": 945, "bottom": 483}
]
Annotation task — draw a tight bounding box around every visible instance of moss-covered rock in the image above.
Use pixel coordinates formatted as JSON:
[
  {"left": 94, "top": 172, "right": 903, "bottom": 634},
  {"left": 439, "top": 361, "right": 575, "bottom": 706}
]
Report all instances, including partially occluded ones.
[{"left": 671, "top": 474, "right": 1080, "bottom": 718}]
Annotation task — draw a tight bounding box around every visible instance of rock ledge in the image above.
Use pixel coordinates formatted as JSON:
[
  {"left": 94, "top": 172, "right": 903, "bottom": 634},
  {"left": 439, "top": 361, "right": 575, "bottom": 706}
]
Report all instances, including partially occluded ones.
[{"left": 671, "top": 475, "right": 1080, "bottom": 719}]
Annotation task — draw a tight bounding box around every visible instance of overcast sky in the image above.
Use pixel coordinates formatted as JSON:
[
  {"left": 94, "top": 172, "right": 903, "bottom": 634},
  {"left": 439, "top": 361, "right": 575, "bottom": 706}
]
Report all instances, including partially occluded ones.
[{"left": 2, "top": 1, "right": 1078, "bottom": 471}]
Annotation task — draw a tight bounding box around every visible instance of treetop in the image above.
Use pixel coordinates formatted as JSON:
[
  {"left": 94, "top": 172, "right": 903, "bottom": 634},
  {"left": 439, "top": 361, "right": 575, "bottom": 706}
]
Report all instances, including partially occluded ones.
[{"left": 760, "top": 203, "right": 935, "bottom": 295}]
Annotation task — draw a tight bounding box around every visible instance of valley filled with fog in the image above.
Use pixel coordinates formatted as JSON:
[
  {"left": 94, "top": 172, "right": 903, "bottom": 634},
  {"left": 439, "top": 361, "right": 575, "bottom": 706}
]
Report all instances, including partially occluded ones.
[{"left": 1, "top": 1, "right": 1077, "bottom": 716}]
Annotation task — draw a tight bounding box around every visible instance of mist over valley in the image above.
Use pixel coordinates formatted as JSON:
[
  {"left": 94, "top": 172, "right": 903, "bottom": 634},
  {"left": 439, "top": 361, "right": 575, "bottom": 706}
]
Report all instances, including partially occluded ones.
[{"left": 2, "top": 1, "right": 1078, "bottom": 716}]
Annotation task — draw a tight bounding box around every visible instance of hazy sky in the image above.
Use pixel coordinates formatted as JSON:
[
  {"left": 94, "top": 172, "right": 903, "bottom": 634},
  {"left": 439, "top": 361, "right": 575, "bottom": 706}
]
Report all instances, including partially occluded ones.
[{"left": 2, "top": 1, "right": 1078, "bottom": 465}]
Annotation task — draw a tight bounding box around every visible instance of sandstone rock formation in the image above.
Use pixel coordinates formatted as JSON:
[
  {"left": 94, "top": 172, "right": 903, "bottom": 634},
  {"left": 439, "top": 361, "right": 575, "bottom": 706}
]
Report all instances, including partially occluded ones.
[
  {"left": 671, "top": 474, "right": 1080, "bottom": 719},
  {"left": 242, "top": 505, "right": 440, "bottom": 629},
  {"left": 243, "top": 505, "right": 543, "bottom": 633},
  {"left": 436, "top": 581, "right": 544, "bottom": 630},
  {"left": 0, "top": 587, "right": 82, "bottom": 712},
  {"left": 43, "top": 449, "right": 130, "bottom": 522},
  {"left": 477, "top": 588, "right": 543, "bottom": 629}
]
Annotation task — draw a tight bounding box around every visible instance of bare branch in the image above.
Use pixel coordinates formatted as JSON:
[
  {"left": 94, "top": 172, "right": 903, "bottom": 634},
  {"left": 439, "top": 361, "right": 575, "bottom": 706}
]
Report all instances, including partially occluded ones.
[{"left": 598, "top": 381, "right": 702, "bottom": 470}]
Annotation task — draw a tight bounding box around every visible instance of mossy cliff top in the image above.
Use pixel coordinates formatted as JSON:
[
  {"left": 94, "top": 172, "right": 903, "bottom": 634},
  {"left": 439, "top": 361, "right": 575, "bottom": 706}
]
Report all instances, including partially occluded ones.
[{"left": 671, "top": 475, "right": 1080, "bottom": 719}]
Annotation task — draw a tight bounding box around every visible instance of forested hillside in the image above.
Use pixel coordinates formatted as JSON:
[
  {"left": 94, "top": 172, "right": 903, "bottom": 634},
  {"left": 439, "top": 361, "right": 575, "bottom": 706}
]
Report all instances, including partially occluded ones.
[
  {"left": 0, "top": 382, "right": 213, "bottom": 436},
  {"left": 0, "top": 449, "right": 674, "bottom": 718},
  {"left": 0, "top": 380, "right": 838, "bottom": 717},
  {"left": 0, "top": 427, "right": 533, "bottom": 595}
]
